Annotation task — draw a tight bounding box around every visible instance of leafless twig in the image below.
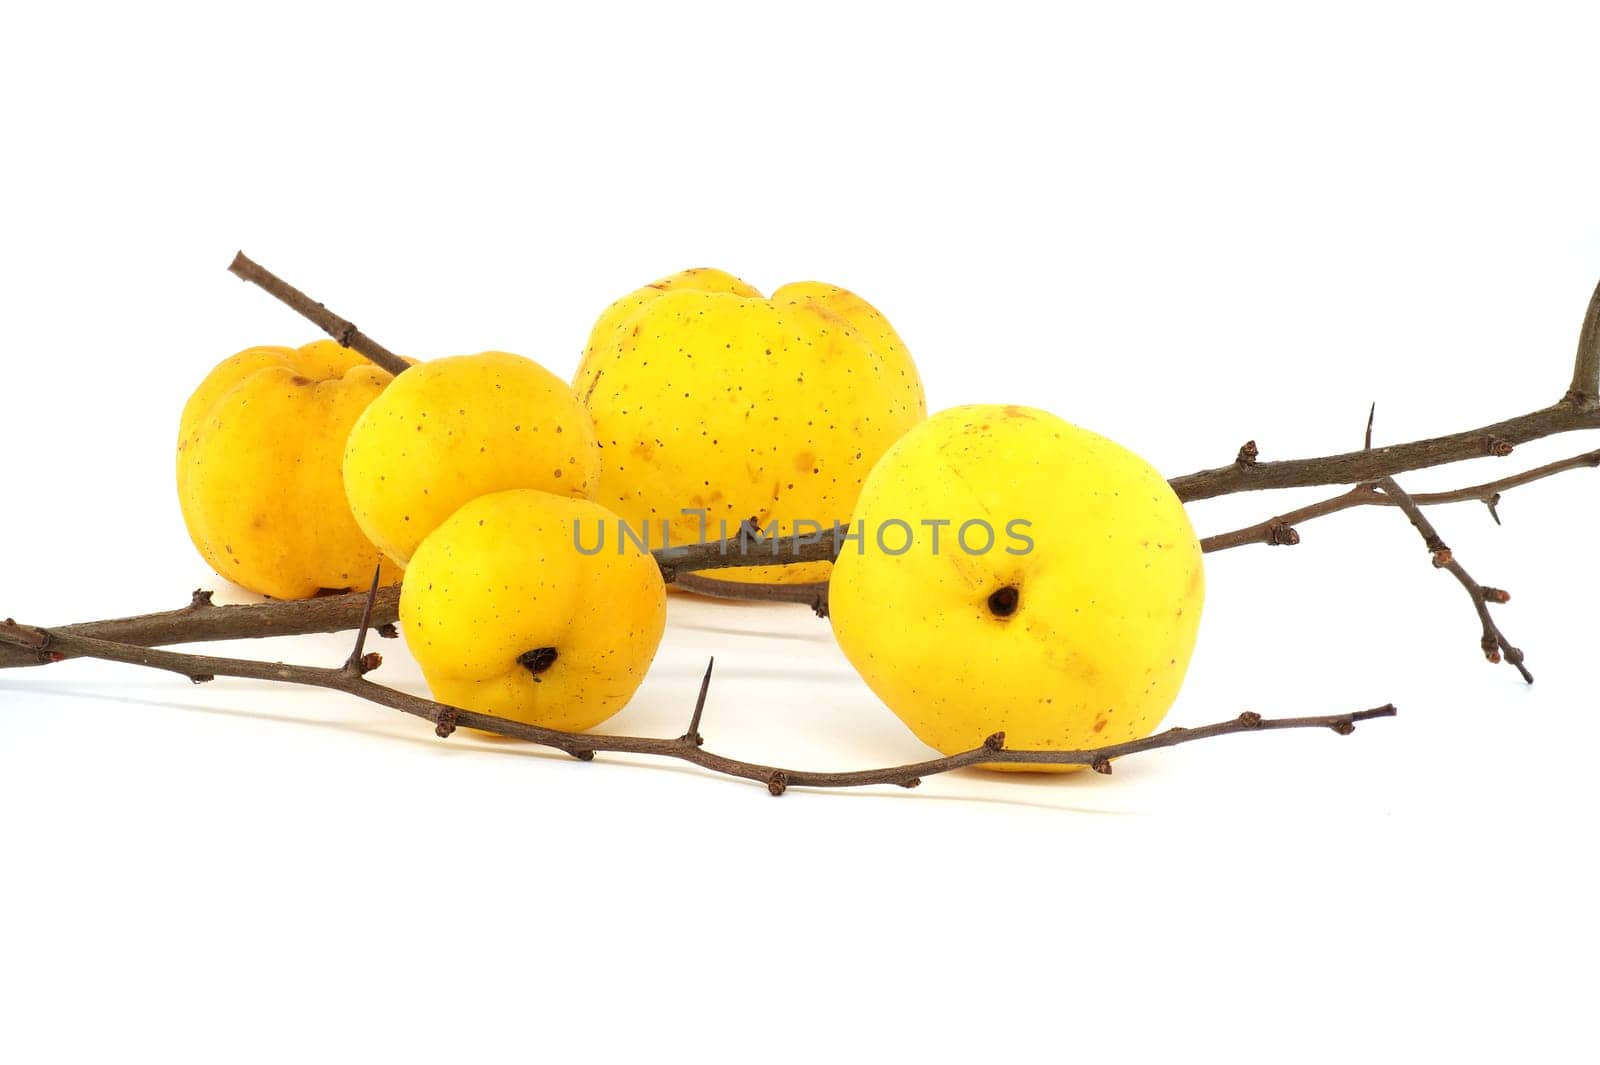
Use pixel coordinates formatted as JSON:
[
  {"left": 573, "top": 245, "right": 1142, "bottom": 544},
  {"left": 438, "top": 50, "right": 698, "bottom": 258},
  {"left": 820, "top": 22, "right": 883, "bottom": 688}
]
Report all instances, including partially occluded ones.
[
  {"left": 228, "top": 251, "right": 412, "bottom": 377},
  {"left": 1201, "top": 449, "right": 1600, "bottom": 552},
  {"left": 1375, "top": 475, "right": 1531, "bottom": 682},
  {"left": 0, "top": 609, "right": 1395, "bottom": 795},
  {"left": 1171, "top": 277, "right": 1600, "bottom": 501}
]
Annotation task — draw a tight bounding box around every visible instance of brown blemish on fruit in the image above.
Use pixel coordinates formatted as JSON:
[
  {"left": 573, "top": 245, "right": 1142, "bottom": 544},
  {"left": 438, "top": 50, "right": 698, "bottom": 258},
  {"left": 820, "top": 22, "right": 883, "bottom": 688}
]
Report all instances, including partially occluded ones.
[{"left": 794, "top": 450, "right": 815, "bottom": 472}]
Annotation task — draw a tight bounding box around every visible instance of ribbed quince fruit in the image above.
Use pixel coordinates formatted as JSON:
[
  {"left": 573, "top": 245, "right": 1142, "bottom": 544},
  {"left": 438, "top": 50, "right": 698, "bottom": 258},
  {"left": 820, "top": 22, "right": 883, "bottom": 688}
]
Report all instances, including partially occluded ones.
[
  {"left": 344, "top": 351, "right": 601, "bottom": 565},
  {"left": 177, "top": 339, "right": 402, "bottom": 599},
  {"left": 574, "top": 268, "right": 925, "bottom": 584},
  {"left": 828, "top": 405, "right": 1204, "bottom": 770},
  {"left": 399, "top": 489, "right": 666, "bottom": 731}
]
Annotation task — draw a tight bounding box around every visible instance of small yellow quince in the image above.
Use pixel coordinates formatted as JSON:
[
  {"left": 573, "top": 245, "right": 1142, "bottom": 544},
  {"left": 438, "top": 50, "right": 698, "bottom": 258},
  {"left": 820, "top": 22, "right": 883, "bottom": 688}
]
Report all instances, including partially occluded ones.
[
  {"left": 176, "top": 340, "right": 401, "bottom": 599},
  {"left": 828, "top": 405, "right": 1204, "bottom": 770},
  {"left": 574, "top": 268, "right": 925, "bottom": 585},
  {"left": 399, "top": 490, "right": 666, "bottom": 731},
  {"left": 344, "top": 351, "right": 601, "bottom": 565}
]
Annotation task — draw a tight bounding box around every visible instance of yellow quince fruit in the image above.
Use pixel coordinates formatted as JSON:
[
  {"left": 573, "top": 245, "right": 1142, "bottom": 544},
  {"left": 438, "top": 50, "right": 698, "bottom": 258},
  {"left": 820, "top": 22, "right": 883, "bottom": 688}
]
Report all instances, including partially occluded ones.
[
  {"left": 399, "top": 489, "right": 666, "bottom": 731},
  {"left": 176, "top": 340, "right": 402, "bottom": 599},
  {"left": 574, "top": 268, "right": 925, "bottom": 585},
  {"left": 828, "top": 405, "right": 1204, "bottom": 771},
  {"left": 344, "top": 351, "right": 601, "bottom": 565}
]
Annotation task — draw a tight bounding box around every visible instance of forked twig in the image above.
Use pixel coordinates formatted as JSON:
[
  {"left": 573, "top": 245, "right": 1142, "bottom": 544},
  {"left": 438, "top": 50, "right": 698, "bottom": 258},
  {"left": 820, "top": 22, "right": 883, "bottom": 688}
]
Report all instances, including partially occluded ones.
[
  {"left": 1376, "top": 475, "right": 1531, "bottom": 682},
  {"left": 1201, "top": 449, "right": 1600, "bottom": 552}
]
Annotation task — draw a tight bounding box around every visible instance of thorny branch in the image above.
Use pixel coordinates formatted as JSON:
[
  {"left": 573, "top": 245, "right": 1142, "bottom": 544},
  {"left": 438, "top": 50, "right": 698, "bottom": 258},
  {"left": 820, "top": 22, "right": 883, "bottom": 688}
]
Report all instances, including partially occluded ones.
[
  {"left": 5, "top": 256, "right": 1593, "bottom": 790},
  {"left": 0, "top": 522, "right": 836, "bottom": 670},
  {"left": 0, "top": 608, "right": 1395, "bottom": 796},
  {"left": 1171, "top": 276, "right": 1600, "bottom": 501},
  {"left": 3, "top": 440, "right": 1593, "bottom": 671},
  {"left": 1200, "top": 448, "right": 1600, "bottom": 552}
]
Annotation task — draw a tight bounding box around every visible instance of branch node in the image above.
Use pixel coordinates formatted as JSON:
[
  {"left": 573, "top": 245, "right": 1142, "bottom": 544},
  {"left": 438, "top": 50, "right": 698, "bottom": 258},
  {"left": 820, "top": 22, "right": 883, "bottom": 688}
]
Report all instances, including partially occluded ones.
[
  {"left": 811, "top": 590, "right": 831, "bottom": 619},
  {"left": 1238, "top": 711, "right": 1264, "bottom": 729},
  {"left": 1267, "top": 522, "right": 1301, "bottom": 546},
  {"left": 1331, "top": 719, "right": 1356, "bottom": 736},
  {"left": 188, "top": 589, "right": 215, "bottom": 610},
  {"left": 1430, "top": 548, "right": 1453, "bottom": 568},
  {"left": 767, "top": 771, "right": 789, "bottom": 796},
  {"left": 983, "top": 731, "right": 1007, "bottom": 751},
  {"left": 434, "top": 708, "right": 458, "bottom": 738},
  {"left": 1091, "top": 757, "right": 1113, "bottom": 775},
  {"left": 572, "top": 749, "right": 595, "bottom": 762},
  {"left": 1484, "top": 436, "right": 1515, "bottom": 458},
  {"left": 358, "top": 652, "right": 383, "bottom": 674},
  {"left": 1235, "top": 440, "right": 1260, "bottom": 468},
  {"left": 189, "top": 674, "right": 214, "bottom": 684},
  {"left": 899, "top": 777, "right": 921, "bottom": 789},
  {"left": 1481, "top": 586, "right": 1511, "bottom": 604},
  {"left": 376, "top": 623, "right": 399, "bottom": 639}
]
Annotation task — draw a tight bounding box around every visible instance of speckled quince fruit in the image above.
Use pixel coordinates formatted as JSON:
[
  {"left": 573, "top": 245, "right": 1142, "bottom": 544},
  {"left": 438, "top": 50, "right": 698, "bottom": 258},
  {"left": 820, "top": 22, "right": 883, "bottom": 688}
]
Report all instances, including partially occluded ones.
[
  {"left": 177, "top": 339, "right": 402, "bottom": 599},
  {"left": 343, "top": 351, "right": 601, "bottom": 566},
  {"left": 828, "top": 405, "right": 1205, "bottom": 771},
  {"left": 399, "top": 489, "right": 666, "bottom": 731},
  {"left": 573, "top": 268, "right": 925, "bottom": 585}
]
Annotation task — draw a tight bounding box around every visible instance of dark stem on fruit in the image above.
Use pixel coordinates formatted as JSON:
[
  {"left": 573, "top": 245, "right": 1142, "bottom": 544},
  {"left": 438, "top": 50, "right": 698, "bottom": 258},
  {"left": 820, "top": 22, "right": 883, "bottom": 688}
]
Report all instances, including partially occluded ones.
[
  {"left": 518, "top": 647, "right": 558, "bottom": 676},
  {"left": 228, "top": 252, "right": 413, "bottom": 377},
  {"left": 0, "top": 619, "right": 1394, "bottom": 794},
  {"left": 987, "top": 586, "right": 1019, "bottom": 617}
]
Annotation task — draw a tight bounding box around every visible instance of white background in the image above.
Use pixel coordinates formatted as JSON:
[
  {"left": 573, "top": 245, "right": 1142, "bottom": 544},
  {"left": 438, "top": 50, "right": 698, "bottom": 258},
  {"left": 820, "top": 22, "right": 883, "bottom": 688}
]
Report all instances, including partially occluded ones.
[{"left": 2, "top": 2, "right": 1597, "bottom": 1061}]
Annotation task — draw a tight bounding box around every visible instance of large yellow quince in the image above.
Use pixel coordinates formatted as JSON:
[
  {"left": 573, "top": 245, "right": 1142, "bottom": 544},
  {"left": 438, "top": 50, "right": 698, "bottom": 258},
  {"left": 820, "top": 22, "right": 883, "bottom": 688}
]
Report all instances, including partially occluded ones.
[
  {"left": 177, "top": 340, "right": 402, "bottom": 599},
  {"left": 574, "top": 268, "right": 925, "bottom": 585},
  {"left": 828, "top": 405, "right": 1204, "bottom": 771},
  {"left": 344, "top": 351, "right": 601, "bottom": 565},
  {"left": 399, "top": 489, "right": 666, "bottom": 731}
]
